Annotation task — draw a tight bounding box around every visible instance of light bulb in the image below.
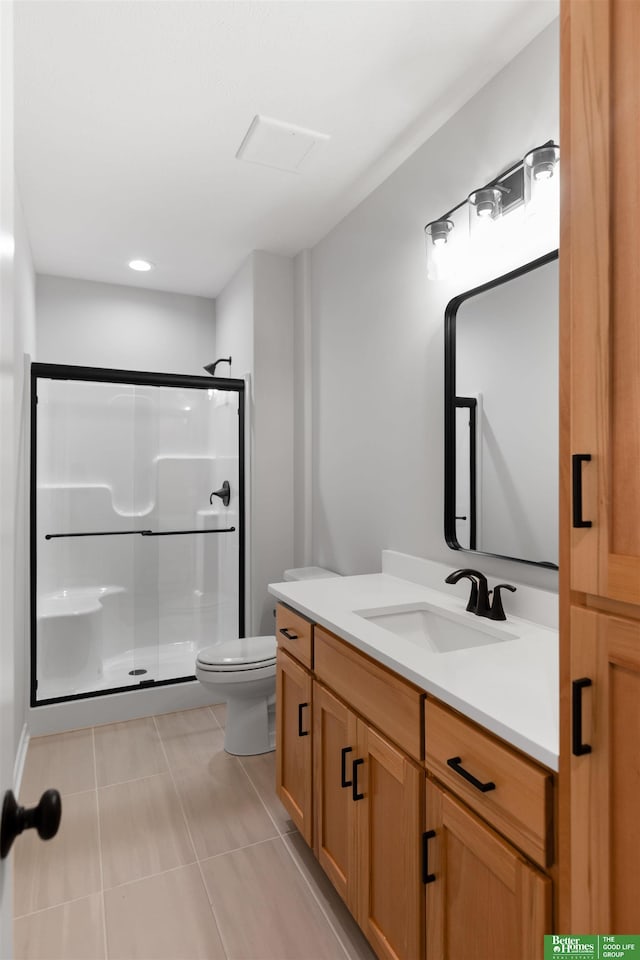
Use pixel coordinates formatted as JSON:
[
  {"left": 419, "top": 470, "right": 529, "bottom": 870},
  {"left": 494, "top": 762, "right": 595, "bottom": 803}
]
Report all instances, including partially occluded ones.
[
  {"left": 433, "top": 236, "right": 447, "bottom": 247},
  {"left": 128, "top": 259, "right": 154, "bottom": 272}
]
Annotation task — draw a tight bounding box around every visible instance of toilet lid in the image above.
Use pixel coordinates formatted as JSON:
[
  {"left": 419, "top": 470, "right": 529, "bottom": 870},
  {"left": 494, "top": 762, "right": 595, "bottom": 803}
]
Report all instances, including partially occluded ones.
[{"left": 197, "top": 635, "right": 276, "bottom": 669}]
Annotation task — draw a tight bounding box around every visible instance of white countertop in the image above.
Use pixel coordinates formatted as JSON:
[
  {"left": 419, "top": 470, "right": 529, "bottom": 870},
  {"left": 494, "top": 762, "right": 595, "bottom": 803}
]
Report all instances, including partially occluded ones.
[{"left": 268, "top": 573, "right": 559, "bottom": 771}]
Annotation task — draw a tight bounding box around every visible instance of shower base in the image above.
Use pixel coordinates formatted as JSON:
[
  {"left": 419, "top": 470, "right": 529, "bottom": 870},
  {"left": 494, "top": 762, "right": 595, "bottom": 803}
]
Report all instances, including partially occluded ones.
[{"left": 37, "top": 639, "right": 199, "bottom": 702}]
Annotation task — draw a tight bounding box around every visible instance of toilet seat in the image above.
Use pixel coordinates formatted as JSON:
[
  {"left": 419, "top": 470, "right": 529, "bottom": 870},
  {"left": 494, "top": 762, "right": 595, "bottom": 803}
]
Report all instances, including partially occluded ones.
[{"left": 196, "top": 636, "right": 276, "bottom": 674}]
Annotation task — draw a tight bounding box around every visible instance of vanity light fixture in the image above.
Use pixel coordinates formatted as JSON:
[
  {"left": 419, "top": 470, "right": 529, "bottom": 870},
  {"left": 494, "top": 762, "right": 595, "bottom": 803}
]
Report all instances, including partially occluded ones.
[
  {"left": 128, "top": 259, "right": 154, "bottom": 272},
  {"left": 468, "top": 188, "right": 502, "bottom": 220},
  {"left": 423, "top": 140, "right": 559, "bottom": 272},
  {"left": 524, "top": 145, "right": 559, "bottom": 182},
  {"left": 425, "top": 219, "right": 454, "bottom": 247}
]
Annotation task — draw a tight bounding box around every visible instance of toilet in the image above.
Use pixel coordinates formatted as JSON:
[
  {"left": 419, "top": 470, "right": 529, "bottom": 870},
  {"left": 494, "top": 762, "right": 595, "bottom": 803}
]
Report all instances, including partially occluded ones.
[{"left": 196, "top": 566, "right": 339, "bottom": 756}]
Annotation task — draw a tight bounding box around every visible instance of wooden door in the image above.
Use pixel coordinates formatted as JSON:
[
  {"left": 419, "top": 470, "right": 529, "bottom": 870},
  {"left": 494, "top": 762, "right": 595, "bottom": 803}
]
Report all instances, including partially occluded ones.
[
  {"left": 313, "top": 681, "right": 358, "bottom": 911},
  {"left": 563, "top": 0, "right": 640, "bottom": 603},
  {"left": 357, "top": 722, "right": 423, "bottom": 960},
  {"left": 425, "top": 779, "right": 551, "bottom": 960},
  {"left": 275, "top": 649, "right": 313, "bottom": 844},
  {"left": 568, "top": 607, "right": 640, "bottom": 932}
]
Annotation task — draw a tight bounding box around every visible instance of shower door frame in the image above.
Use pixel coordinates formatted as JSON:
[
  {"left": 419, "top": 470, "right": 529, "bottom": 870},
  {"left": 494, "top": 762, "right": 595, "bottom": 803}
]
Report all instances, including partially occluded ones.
[{"left": 30, "top": 362, "right": 246, "bottom": 707}]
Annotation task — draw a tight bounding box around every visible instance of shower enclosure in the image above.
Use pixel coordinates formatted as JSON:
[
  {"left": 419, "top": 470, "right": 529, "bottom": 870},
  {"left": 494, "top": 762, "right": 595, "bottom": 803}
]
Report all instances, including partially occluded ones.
[{"left": 30, "top": 363, "right": 245, "bottom": 706}]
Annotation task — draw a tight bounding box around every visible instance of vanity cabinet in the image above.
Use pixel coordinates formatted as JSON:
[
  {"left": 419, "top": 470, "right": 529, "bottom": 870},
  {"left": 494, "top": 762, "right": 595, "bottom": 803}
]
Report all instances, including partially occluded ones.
[
  {"left": 425, "top": 699, "right": 553, "bottom": 870},
  {"left": 313, "top": 680, "right": 424, "bottom": 960},
  {"left": 567, "top": 607, "right": 640, "bottom": 931},
  {"left": 275, "top": 602, "right": 316, "bottom": 845},
  {"left": 561, "top": 0, "right": 640, "bottom": 930},
  {"left": 425, "top": 779, "right": 551, "bottom": 960},
  {"left": 275, "top": 604, "right": 555, "bottom": 960},
  {"left": 564, "top": 0, "right": 640, "bottom": 607}
]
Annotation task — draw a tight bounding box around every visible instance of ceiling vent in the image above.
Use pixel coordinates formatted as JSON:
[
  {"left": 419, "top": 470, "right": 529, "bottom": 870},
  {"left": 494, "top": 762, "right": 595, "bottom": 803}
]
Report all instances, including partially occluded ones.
[{"left": 236, "top": 115, "right": 330, "bottom": 174}]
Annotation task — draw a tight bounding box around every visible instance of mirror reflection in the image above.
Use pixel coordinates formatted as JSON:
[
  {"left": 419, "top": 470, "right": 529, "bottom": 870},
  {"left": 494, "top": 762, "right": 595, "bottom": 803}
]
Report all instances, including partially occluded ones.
[{"left": 444, "top": 251, "right": 559, "bottom": 568}]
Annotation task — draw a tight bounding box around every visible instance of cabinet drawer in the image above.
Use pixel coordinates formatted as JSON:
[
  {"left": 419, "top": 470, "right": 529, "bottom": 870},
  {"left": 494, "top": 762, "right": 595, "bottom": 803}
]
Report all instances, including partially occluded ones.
[
  {"left": 425, "top": 699, "right": 553, "bottom": 868},
  {"left": 275, "top": 603, "right": 314, "bottom": 669},
  {"left": 314, "top": 626, "right": 423, "bottom": 762}
]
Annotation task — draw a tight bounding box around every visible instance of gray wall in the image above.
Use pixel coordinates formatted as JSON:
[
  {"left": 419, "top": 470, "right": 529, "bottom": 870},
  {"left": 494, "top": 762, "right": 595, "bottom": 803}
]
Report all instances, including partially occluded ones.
[
  {"left": 36, "top": 275, "right": 215, "bottom": 375},
  {"left": 307, "top": 21, "right": 559, "bottom": 590},
  {"left": 215, "top": 251, "right": 294, "bottom": 635}
]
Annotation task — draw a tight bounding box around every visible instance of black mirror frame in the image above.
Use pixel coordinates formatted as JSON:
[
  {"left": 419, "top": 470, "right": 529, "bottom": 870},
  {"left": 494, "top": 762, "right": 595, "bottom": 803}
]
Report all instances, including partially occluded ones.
[{"left": 443, "top": 248, "right": 560, "bottom": 570}]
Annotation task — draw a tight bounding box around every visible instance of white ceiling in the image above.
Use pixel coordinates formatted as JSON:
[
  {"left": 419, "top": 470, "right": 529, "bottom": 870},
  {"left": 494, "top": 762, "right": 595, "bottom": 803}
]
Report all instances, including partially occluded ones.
[{"left": 15, "top": 0, "right": 558, "bottom": 298}]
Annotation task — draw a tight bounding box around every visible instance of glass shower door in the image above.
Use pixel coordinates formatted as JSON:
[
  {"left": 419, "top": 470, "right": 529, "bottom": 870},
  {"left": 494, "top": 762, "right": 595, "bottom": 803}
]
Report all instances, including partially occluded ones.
[
  {"left": 32, "top": 366, "right": 244, "bottom": 705},
  {"left": 34, "top": 377, "right": 150, "bottom": 700},
  {"left": 139, "top": 382, "right": 240, "bottom": 682}
]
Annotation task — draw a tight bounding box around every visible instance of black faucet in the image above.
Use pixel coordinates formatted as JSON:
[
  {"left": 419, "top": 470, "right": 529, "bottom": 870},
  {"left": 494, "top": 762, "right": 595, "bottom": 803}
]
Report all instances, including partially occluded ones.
[
  {"left": 444, "top": 568, "right": 492, "bottom": 617},
  {"left": 489, "top": 584, "right": 516, "bottom": 621}
]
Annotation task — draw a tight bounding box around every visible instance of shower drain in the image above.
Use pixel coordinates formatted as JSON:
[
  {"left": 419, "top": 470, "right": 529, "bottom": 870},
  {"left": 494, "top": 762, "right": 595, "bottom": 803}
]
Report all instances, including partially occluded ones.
[{"left": 129, "top": 669, "right": 147, "bottom": 676}]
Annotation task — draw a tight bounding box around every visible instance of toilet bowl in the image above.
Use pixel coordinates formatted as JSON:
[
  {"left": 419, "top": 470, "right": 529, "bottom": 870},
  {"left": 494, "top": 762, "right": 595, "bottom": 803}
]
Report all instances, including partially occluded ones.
[
  {"left": 196, "top": 568, "right": 339, "bottom": 756},
  {"left": 196, "top": 636, "right": 276, "bottom": 756}
]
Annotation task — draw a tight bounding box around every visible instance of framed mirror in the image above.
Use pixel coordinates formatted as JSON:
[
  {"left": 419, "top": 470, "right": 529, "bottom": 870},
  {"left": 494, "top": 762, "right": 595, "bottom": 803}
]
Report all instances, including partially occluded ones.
[{"left": 444, "top": 250, "right": 559, "bottom": 569}]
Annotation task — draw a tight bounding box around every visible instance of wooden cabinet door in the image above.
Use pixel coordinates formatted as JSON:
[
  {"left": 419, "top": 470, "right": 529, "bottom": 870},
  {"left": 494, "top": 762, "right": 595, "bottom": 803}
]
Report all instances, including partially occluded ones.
[
  {"left": 275, "top": 649, "right": 313, "bottom": 844},
  {"left": 357, "top": 722, "right": 423, "bottom": 960},
  {"left": 313, "top": 681, "right": 358, "bottom": 912},
  {"left": 425, "top": 779, "right": 550, "bottom": 960},
  {"left": 568, "top": 607, "right": 640, "bottom": 932},
  {"left": 563, "top": 0, "right": 640, "bottom": 603}
]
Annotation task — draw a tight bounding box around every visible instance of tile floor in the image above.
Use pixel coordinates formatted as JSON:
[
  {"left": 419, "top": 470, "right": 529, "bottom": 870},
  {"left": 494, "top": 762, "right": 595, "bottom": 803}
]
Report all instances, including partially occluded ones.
[{"left": 13, "top": 706, "right": 376, "bottom": 960}]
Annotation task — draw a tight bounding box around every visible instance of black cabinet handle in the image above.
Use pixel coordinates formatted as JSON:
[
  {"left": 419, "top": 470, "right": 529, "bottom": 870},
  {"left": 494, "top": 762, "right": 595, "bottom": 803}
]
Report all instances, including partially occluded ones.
[
  {"left": 352, "top": 758, "right": 365, "bottom": 801},
  {"left": 422, "top": 830, "right": 436, "bottom": 884},
  {"left": 572, "top": 677, "right": 592, "bottom": 756},
  {"left": 1, "top": 789, "right": 62, "bottom": 859},
  {"left": 446, "top": 756, "right": 496, "bottom": 793},
  {"left": 279, "top": 628, "right": 298, "bottom": 641},
  {"left": 572, "top": 454, "right": 593, "bottom": 528},
  {"left": 297, "top": 703, "right": 309, "bottom": 737},
  {"left": 341, "top": 747, "right": 353, "bottom": 788}
]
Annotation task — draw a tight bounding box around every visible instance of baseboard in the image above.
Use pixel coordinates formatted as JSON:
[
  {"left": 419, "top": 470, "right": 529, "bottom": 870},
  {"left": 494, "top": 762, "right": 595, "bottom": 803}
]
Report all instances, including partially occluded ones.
[{"left": 13, "top": 722, "right": 30, "bottom": 795}]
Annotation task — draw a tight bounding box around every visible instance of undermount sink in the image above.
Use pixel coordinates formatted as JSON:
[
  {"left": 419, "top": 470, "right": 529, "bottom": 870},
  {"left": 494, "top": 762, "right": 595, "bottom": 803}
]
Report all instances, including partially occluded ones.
[{"left": 354, "top": 602, "right": 518, "bottom": 654}]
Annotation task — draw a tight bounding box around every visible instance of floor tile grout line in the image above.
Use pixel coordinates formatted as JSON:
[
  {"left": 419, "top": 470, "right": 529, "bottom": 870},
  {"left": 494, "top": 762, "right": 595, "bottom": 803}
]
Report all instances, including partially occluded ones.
[
  {"left": 152, "top": 714, "right": 230, "bottom": 960},
  {"left": 96, "top": 768, "right": 174, "bottom": 793},
  {"left": 236, "top": 756, "right": 353, "bottom": 960},
  {"left": 91, "top": 726, "right": 110, "bottom": 960},
  {"left": 20, "top": 785, "right": 98, "bottom": 804},
  {"left": 236, "top": 756, "right": 288, "bottom": 839},
  {"left": 279, "top": 833, "right": 353, "bottom": 960},
  {"left": 98, "top": 859, "right": 202, "bottom": 895},
  {"left": 13, "top": 888, "right": 102, "bottom": 921},
  {"left": 197, "top": 833, "right": 281, "bottom": 866}
]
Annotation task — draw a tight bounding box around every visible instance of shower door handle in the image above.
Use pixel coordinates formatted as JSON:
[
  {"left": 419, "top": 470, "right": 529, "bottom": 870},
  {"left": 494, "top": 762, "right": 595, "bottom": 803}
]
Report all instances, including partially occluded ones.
[{"left": 140, "top": 528, "right": 236, "bottom": 536}]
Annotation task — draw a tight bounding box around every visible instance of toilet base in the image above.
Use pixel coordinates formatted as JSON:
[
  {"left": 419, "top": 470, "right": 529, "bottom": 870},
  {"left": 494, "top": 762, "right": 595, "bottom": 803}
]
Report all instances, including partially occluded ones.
[{"left": 223, "top": 694, "right": 275, "bottom": 756}]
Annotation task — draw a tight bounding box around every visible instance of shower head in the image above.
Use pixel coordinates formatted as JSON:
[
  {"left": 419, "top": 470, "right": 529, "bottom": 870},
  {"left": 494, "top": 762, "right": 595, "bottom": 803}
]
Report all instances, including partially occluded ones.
[{"left": 204, "top": 357, "right": 232, "bottom": 376}]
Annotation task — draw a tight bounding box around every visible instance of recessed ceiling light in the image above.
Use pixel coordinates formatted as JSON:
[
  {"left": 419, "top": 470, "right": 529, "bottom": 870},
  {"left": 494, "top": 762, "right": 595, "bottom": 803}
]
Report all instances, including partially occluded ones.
[{"left": 128, "top": 259, "right": 154, "bottom": 272}]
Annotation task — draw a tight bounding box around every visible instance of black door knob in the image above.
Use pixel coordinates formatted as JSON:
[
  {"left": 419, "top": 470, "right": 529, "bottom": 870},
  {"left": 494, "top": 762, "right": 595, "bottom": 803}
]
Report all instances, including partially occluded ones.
[{"left": 0, "top": 789, "right": 62, "bottom": 859}]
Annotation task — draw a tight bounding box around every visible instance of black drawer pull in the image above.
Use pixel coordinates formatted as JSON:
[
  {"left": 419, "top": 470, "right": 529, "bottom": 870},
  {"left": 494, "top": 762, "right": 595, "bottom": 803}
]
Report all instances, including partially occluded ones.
[
  {"left": 297, "top": 702, "right": 309, "bottom": 737},
  {"left": 422, "top": 830, "right": 436, "bottom": 884},
  {"left": 352, "top": 758, "right": 365, "bottom": 801},
  {"left": 572, "top": 677, "right": 592, "bottom": 756},
  {"left": 572, "top": 453, "right": 593, "bottom": 528},
  {"left": 447, "top": 756, "right": 496, "bottom": 793},
  {"left": 279, "top": 628, "right": 299, "bottom": 641},
  {"left": 341, "top": 747, "right": 353, "bottom": 788}
]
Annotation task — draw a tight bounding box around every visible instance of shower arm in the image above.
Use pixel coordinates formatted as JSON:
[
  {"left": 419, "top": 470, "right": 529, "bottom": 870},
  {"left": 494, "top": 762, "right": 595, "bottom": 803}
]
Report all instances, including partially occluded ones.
[{"left": 204, "top": 357, "right": 232, "bottom": 376}]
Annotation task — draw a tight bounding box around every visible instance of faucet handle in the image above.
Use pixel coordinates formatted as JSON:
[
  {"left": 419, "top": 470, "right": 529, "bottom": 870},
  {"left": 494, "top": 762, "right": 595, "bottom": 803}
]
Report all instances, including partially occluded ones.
[{"left": 490, "top": 584, "right": 516, "bottom": 621}]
